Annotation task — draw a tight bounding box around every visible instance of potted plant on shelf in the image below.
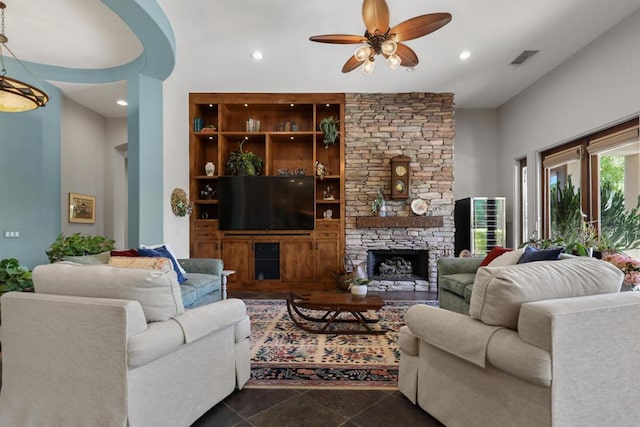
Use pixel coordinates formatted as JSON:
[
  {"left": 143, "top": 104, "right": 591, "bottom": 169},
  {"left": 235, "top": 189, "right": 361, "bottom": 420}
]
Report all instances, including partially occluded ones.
[
  {"left": 345, "top": 277, "right": 370, "bottom": 299},
  {"left": 371, "top": 189, "right": 387, "bottom": 217},
  {"left": 319, "top": 116, "right": 339, "bottom": 148},
  {"left": 226, "top": 139, "right": 264, "bottom": 176}
]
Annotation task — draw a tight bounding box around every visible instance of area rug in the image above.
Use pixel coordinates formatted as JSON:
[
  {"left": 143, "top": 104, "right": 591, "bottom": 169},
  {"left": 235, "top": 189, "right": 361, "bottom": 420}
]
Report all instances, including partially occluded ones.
[{"left": 245, "top": 298, "right": 437, "bottom": 389}]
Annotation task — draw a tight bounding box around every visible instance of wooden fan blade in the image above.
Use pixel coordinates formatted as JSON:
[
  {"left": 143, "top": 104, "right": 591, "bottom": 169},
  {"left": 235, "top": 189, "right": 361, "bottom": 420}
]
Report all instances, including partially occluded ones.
[
  {"left": 390, "top": 13, "right": 452, "bottom": 42},
  {"left": 362, "top": 0, "right": 390, "bottom": 34},
  {"left": 342, "top": 56, "right": 364, "bottom": 73},
  {"left": 396, "top": 43, "right": 419, "bottom": 67},
  {"left": 309, "top": 34, "right": 368, "bottom": 44}
]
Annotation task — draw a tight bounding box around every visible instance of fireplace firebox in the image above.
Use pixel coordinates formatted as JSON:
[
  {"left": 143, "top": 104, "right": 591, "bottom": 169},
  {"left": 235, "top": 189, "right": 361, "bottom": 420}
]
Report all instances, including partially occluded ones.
[{"left": 366, "top": 250, "right": 429, "bottom": 281}]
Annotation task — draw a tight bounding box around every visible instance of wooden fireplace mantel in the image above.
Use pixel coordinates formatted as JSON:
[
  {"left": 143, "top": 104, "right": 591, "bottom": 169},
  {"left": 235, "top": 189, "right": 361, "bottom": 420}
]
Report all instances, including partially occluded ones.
[{"left": 356, "top": 216, "right": 444, "bottom": 228}]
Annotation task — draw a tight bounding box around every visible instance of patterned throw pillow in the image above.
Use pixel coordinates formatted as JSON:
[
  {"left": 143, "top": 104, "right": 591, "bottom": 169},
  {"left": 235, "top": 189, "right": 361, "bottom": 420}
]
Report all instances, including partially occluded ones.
[
  {"left": 108, "top": 256, "right": 172, "bottom": 272},
  {"left": 137, "top": 247, "right": 187, "bottom": 284}
]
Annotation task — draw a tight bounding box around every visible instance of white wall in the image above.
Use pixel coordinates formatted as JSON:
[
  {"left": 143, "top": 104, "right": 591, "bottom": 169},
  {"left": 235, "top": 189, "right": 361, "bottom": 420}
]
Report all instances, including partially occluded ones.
[
  {"left": 162, "top": 77, "right": 190, "bottom": 258},
  {"left": 497, "top": 8, "right": 640, "bottom": 246},
  {"left": 61, "top": 97, "right": 107, "bottom": 237},
  {"left": 454, "top": 109, "right": 499, "bottom": 200}
]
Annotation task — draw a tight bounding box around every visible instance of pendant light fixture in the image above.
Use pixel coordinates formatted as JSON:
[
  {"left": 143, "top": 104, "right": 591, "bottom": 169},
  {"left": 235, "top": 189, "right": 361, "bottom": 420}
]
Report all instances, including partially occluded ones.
[{"left": 0, "top": 2, "right": 49, "bottom": 112}]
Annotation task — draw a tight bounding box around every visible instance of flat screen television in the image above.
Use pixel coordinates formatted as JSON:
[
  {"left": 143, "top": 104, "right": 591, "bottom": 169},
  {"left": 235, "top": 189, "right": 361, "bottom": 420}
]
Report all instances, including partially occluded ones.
[{"left": 218, "top": 176, "right": 315, "bottom": 231}]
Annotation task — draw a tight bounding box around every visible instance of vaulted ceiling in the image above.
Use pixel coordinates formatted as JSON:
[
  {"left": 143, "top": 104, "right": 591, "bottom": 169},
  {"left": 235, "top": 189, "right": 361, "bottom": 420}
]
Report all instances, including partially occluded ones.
[{"left": 6, "top": 0, "right": 640, "bottom": 117}]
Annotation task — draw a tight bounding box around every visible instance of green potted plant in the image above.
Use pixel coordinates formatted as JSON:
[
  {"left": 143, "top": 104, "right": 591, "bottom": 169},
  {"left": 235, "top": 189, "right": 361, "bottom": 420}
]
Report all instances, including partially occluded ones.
[
  {"left": 371, "top": 189, "right": 387, "bottom": 216},
  {"left": 319, "top": 116, "right": 339, "bottom": 148},
  {"left": 46, "top": 233, "right": 115, "bottom": 263},
  {"left": 345, "top": 277, "right": 370, "bottom": 299},
  {"left": 0, "top": 258, "right": 34, "bottom": 294},
  {"left": 225, "top": 139, "right": 264, "bottom": 176}
]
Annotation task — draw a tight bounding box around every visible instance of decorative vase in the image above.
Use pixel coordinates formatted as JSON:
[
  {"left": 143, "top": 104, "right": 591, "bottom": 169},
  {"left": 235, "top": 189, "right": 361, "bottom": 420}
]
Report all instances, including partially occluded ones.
[
  {"left": 205, "top": 162, "right": 215, "bottom": 176},
  {"left": 379, "top": 204, "right": 388, "bottom": 217},
  {"left": 350, "top": 284, "right": 368, "bottom": 299}
]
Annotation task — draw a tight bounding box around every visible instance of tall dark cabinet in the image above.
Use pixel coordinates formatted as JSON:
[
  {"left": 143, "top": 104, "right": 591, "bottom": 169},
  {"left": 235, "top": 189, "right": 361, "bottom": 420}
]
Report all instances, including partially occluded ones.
[{"left": 454, "top": 197, "right": 506, "bottom": 257}]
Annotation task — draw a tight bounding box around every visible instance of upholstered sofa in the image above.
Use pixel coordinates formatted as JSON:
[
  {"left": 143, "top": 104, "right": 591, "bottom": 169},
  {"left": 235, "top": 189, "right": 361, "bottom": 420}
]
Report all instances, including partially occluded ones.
[
  {"left": 60, "top": 251, "right": 222, "bottom": 309},
  {"left": 399, "top": 257, "right": 640, "bottom": 426},
  {"left": 0, "top": 262, "right": 251, "bottom": 427}
]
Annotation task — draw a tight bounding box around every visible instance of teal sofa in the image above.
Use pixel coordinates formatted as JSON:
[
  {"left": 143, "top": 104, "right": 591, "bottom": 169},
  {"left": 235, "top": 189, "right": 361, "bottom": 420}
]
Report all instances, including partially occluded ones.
[
  {"left": 437, "top": 257, "right": 483, "bottom": 314},
  {"left": 59, "top": 252, "right": 222, "bottom": 309}
]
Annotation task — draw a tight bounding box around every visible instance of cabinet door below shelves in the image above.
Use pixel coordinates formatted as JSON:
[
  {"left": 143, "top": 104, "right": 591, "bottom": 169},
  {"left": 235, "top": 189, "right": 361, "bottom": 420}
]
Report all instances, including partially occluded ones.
[
  {"left": 193, "top": 239, "right": 221, "bottom": 259},
  {"left": 221, "top": 240, "right": 251, "bottom": 285},
  {"left": 316, "top": 239, "right": 340, "bottom": 287},
  {"left": 281, "top": 240, "right": 315, "bottom": 283}
]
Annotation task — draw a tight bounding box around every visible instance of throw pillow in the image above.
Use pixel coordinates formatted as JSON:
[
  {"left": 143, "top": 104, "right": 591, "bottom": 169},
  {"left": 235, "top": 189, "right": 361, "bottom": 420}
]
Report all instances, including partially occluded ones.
[
  {"left": 139, "top": 243, "right": 186, "bottom": 275},
  {"left": 488, "top": 247, "right": 525, "bottom": 267},
  {"left": 138, "top": 247, "right": 187, "bottom": 284},
  {"left": 108, "top": 256, "right": 172, "bottom": 271},
  {"left": 111, "top": 249, "right": 139, "bottom": 257},
  {"left": 480, "top": 246, "right": 513, "bottom": 267},
  {"left": 61, "top": 251, "right": 111, "bottom": 264},
  {"left": 517, "top": 246, "right": 564, "bottom": 264}
]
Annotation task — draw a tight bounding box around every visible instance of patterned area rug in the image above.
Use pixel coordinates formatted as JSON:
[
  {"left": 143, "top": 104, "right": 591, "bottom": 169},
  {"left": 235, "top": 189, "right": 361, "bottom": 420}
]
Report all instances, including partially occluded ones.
[{"left": 245, "top": 299, "right": 437, "bottom": 389}]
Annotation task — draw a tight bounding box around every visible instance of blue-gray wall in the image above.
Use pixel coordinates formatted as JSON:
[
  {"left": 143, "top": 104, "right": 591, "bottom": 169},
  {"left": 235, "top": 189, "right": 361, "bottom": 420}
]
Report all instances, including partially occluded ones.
[{"left": 0, "top": 84, "right": 62, "bottom": 267}]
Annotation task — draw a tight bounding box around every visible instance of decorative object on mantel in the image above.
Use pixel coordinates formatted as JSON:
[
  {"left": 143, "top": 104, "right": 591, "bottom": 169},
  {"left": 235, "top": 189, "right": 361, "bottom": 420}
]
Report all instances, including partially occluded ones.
[
  {"left": 170, "top": 188, "right": 192, "bottom": 217},
  {"left": 391, "top": 155, "right": 411, "bottom": 200},
  {"left": 204, "top": 161, "right": 215, "bottom": 176},
  {"left": 319, "top": 116, "right": 339, "bottom": 148},
  {"left": 411, "top": 198, "right": 429, "bottom": 215},
  {"left": 371, "top": 189, "right": 387, "bottom": 217}
]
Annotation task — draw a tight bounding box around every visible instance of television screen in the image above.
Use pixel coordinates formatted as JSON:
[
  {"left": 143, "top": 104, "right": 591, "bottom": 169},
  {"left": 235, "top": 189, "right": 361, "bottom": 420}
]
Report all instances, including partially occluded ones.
[{"left": 218, "top": 176, "right": 315, "bottom": 231}]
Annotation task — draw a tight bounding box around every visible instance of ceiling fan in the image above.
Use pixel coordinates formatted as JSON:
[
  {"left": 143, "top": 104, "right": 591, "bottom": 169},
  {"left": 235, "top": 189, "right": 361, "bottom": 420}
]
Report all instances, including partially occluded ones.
[{"left": 309, "top": 0, "right": 451, "bottom": 74}]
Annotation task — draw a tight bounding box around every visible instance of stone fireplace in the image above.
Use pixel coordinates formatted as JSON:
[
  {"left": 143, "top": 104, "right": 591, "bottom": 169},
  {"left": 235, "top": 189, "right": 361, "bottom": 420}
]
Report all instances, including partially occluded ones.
[{"left": 344, "top": 93, "right": 455, "bottom": 292}]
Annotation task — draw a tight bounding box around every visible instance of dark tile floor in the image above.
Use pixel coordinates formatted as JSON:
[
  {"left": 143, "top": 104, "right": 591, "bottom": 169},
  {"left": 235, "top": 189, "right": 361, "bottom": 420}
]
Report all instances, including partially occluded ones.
[
  {"left": 192, "top": 388, "right": 443, "bottom": 427},
  {"left": 192, "top": 290, "right": 443, "bottom": 427}
]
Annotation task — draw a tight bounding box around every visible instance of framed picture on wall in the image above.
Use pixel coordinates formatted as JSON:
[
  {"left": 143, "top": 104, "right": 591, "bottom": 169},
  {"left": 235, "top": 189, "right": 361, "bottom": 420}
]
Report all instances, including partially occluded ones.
[{"left": 69, "top": 193, "right": 96, "bottom": 224}]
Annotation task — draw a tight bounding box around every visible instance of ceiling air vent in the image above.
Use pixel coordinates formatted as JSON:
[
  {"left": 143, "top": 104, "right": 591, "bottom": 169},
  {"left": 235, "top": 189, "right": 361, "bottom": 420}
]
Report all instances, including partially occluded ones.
[{"left": 511, "top": 50, "right": 539, "bottom": 65}]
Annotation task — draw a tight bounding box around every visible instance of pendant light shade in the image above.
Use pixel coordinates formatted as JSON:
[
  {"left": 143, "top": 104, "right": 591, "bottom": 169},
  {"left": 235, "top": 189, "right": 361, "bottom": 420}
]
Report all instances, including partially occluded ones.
[{"left": 0, "top": 2, "right": 49, "bottom": 113}]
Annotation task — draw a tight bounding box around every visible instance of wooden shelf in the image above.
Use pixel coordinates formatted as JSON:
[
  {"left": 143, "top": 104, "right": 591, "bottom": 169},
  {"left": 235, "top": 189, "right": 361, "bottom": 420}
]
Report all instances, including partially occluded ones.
[{"left": 356, "top": 216, "right": 444, "bottom": 228}]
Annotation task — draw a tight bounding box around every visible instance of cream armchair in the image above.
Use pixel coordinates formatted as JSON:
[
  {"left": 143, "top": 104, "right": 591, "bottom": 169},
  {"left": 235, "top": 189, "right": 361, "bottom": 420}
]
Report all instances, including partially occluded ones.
[
  {"left": 0, "top": 262, "right": 251, "bottom": 427},
  {"left": 399, "top": 257, "right": 640, "bottom": 427}
]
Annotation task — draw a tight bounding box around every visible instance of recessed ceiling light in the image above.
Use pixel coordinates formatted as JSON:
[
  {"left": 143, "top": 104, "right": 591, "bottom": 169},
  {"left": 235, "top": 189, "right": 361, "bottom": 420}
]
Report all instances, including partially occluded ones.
[
  {"left": 116, "top": 99, "right": 128, "bottom": 106},
  {"left": 459, "top": 50, "right": 471, "bottom": 60},
  {"left": 406, "top": 67, "right": 415, "bottom": 72},
  {"left": 251, "top": 51, "right": 263, "bottom": 60}
]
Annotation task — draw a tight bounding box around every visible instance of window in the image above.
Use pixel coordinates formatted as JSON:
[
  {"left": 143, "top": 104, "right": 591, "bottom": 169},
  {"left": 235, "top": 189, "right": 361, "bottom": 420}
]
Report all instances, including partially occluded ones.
[
  {"left": 540, "top": 118, "right": 639, "bottom": 256},
  {"left": 518, "top": 157, "right": 528, "bottom": 246}
]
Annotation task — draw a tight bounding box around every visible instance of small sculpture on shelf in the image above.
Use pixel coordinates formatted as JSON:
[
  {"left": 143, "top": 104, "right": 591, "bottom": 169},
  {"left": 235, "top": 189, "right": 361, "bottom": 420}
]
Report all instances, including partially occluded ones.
[
  {"left": 315, "top": 160, "right": 327, "bottom": 178},
  {"left": 200, "top": 184, "right": 215, "bottom": 200},
  {"left": 323, "top": 185, "right": 335, "bottom": 200},
  {"left": 204, "top": 161, "right": 215, "bottom": 176}
]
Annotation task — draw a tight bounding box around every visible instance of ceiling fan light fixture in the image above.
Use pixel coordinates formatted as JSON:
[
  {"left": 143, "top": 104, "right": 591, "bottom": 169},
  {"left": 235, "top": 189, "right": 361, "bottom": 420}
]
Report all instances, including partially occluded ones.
[
  {"left": 354, "top": 45, "right": 371, "bottom": 62},
  {"left": 381, "top": 39, "right": 397, "bottom": 56},
  {"left": 0, "top": 2, "right": 49, "bottom": 113},
  {"left": 362, "top": 58, "right": 376, "bottom": 75},
  {"left": 387, "top": 54, "right": 401, "bottom": 70}
]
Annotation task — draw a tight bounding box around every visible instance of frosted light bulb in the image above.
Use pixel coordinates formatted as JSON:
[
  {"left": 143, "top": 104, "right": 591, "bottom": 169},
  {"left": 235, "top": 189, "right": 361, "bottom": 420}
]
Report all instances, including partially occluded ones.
[
  {"left": 354, "top": 45, "right": 371, "bottom": 62},
  {"left": 362, "top": 58, "right": 376, "bottom": 75},
  {"left": 387, "top": 54, "right": 401, "bottom": 70},
  {"left": 381, "top": 39, "right": 397, "bottom": 56}
]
